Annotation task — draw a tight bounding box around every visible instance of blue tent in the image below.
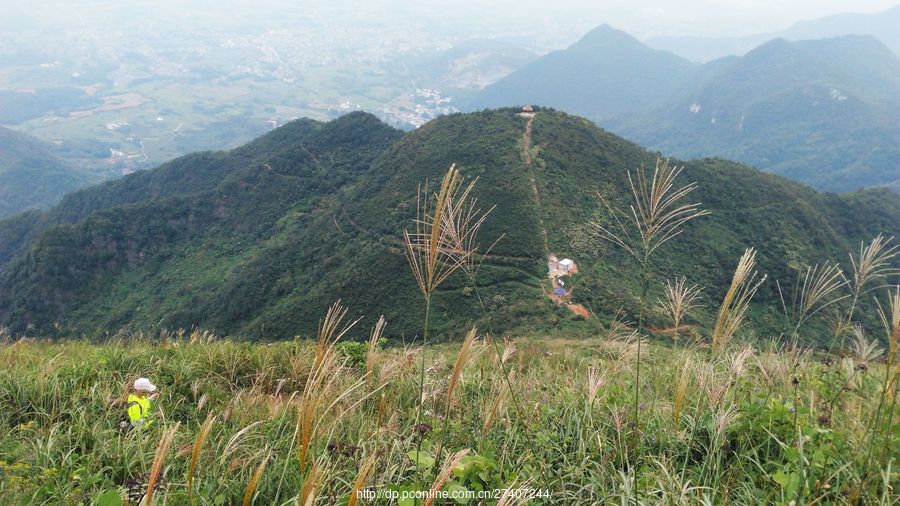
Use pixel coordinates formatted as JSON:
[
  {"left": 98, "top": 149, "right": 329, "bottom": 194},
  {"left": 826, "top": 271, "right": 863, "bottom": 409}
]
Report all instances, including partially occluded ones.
[{"left": 553, "top": 287, "right": 566, "bottom": 297}]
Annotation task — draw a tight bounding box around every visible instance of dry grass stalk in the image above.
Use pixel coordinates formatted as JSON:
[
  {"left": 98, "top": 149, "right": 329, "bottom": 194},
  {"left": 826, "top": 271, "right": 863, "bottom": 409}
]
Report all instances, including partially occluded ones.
[
  {"left": 422, "top": 449, "right": 470, "bottom": 506},
  {"left": 693, "top": 360, "right": 727, "bottom": 409},
  {"left": 849, "top": 324, "right": 884, "bottom": 363},
  {"left": 712, "top": 248, "right": 767, "bottom": 354},
  {"left": 377, "top": 360, "right": 401, "bottom": 390},
  {"left": 753, "top": 341, "right": 800, "bottom": 389},
  {"left": 197, "top": 393, "right": 209, "bottom": 412},
  {"left": 434, "top": 327, "right": 481, "bottom": 462},
  {"left": 497, "top": 478, "right": 534, "bottom": 506},
  {"left": 660, "top": 276, "right": 704, "bottom": 343},
  {"left": 673, "top": 358, "right": 692, "bottom": 425},
  {"left": 587, "top": 364, "right": 607, "bottom": 406},
  {"left": 187, "top": 413, "right": 215, "bottom": 505},
  {"left": 610, "top": 407, "right": 628, "bottom": 434},
  {"left": 876, "top": 286, "right": 900, "bottom": 364},
  {"left": 714, "top": 404, "right": 739, "bottom": 440},
  {"left": 592, "top": 158, "right": 710, "bottom": 260},
  {"left": 439, "top": 172, "right": 497, "bottom": 277},
  {"left": 447, "top": 326, "right": 478, "bottom": 405},
  {"left": 849, "top": 235, "right": 899, "bottom": 294},
  {"left": 220, "top": 421, "right": 263, "bottom": 464},
  {"left": 145, "top": 423, "right": 180, "bottom": 505},
  {"left": 189, "top": 329, "right": 217, "bottom": 344},
  {"left": 728, "top": 346, "right": 755, "bottom": 379},
  {"left": 482, "top": 379, "right": 510, "bottom": 435},
  {"left": 500, "top": 339, "right": 517, "bottom": 365},
  {"left": 778, "top": 262, "right": 848, "bottom": 336},
  {"left": 299, "top": 459, "right": 324, "bottom": 506},
  {"left": 404, "top": 165, "right": 470, "bottom": 300},
  {"left": 404, "top": 165, "right": 490, "bottom": 475},
  {"left": 347, "top": 453, "right": 377, "bottom": 506},
  {"left": 297, "top": 302, "right": 360, "bottom": 472},
  {"left": 615, "top": 332, "right": 649, "bottom": 365},
  {"left": 591, "top": 159, "right": 710, "bottom": 458},
  {"left": 825, "top": 307, "right": 851, "bottom": 343},
  {"left": 241, "top": 449, "right": 271, "bottom": 506},
  {"left": 842, "top": 235, "right": 899, "bottom": 334},
  {"left": 311, "top": 301, "right": 360, "bottom": 375},
  {"left": 606, "top": 308, "right": 638, "bottom": 342},
  {"left": 796, "top": 263, "right": 848, "bottom": 323},
  {"left": 375, "top": 393, "right": 387, "bottom": 427},
  {"left": 366, "top": 316, "right": 387, "bottom": 390}
]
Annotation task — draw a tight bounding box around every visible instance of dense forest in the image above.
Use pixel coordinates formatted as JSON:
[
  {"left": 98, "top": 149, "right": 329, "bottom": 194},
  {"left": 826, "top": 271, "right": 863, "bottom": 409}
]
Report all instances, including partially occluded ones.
[{"left": 0, "top": 109, "right": 897, "bottom": 342}]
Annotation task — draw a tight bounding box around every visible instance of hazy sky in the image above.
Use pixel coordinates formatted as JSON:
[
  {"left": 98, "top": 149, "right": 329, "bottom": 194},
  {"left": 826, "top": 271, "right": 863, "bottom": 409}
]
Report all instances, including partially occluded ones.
[
  {"left": 468, "top": 0, "right": 900, "bottom": 38},
  {"left": 560, "top": 0, "right": 900, "bottom": 37},
  {"left": 1, "top": 0, "right": 898, "bottom": 41}
]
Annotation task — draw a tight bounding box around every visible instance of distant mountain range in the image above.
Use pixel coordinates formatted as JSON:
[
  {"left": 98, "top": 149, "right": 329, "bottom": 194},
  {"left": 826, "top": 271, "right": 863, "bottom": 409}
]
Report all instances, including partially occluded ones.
[
  {"left": 0, "top": 110, "right": 896, "bottom": 341},
  {"left": 0, "top": 127, "right": 105, "bottom": 219},
  {"left": 646, "top": 5, "right": 900, "bottom": 62},
  {"left": 468, "top": 26, "right": 900, "bottom": 192},
  {"left": 469, "top": 26, "right": 699, "bottom": 121}
]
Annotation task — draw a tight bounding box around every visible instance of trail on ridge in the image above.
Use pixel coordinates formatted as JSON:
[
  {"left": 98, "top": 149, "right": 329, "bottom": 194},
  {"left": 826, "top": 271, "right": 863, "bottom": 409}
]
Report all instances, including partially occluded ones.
[
  {"left": 522, "top": 113, "right": 590, "bottom": 320},
  {"left": 522, "top": 114, "right": 549, "bottom": 256}
]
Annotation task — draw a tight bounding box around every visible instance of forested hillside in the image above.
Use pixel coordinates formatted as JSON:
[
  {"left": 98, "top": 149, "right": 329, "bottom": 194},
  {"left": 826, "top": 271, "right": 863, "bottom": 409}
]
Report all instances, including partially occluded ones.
[
  {"left": 0, "top": 127, "right": 102, "bottom": 218},
  {"left": 0, "top": 109, "right": 897, "bottom": 341}
]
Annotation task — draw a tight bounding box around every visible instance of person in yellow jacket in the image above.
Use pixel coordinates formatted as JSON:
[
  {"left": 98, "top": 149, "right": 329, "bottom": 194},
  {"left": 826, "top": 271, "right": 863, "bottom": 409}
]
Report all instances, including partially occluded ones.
[{"left": 127, "top": 377, "right": 158, "bottom": 428}]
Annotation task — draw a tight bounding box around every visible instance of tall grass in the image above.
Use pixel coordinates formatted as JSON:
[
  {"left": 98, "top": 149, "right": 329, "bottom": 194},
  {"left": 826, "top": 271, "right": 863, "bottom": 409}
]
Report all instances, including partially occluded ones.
[
  {"left": 433, "top": 326, "right": 478, "bottom": 466},
  {"left": 241, "top": 449, "right": 270, "bottom": 506},
  {"left": 423, "top": 449, "right": 469, "bottom": 506},
  {"left": 405, "top": 165, "right": 466, "bottom": 472},
  {"left": 0, "top": 333, "right": 897, "bottom": 504},
  {"left": 711, "top": 248, "right": 766, "bottom": 355},
  {"left": 777, "top": 262, "right": 848, "bottom": 341},
  {"left": 660, "top": 276, "right": 703, "bottom": 345},
  {"left": 145, "top": 423, "right": 179, "bottom": 505},
  {"left": 840, "top": 235, "right": 899, "bottom": 339},
  {"left": 187, "top": 412, "right": 215, "bottom": 505},
  {"left": 591, "top": 158, "right": 708, "bottom": 497},
  {"left": 404, "top": 164, "right": 490, "bottom": 480},
  {"left": 296, "top": 302, "right": 359, "bottom": 472},
  {"left": 672, "top": 356, "right": 692, "bottom": 425}
]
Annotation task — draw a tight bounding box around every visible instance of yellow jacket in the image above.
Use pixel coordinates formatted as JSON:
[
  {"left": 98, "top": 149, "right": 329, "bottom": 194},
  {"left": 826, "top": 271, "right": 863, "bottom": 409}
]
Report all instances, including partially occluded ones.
[{"left": 127, "top": 394, "right": 153, "bottom": 428}]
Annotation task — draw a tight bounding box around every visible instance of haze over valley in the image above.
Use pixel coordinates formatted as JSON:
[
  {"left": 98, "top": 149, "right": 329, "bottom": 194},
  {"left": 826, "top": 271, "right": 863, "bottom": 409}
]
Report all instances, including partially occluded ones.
[{"left": 1, "top": 1, "right": 899, "bottom": 217}]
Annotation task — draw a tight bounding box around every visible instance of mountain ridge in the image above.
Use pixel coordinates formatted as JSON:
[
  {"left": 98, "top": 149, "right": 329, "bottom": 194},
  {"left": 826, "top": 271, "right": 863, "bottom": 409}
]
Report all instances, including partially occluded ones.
[
  {"left": 468, "top": 29, "right": 900, "bottom": 192},
  {"left": 646, "top": 5, "right": 900, "bottom": 62},
  {"left": 0, "top": 126, "right": 109, "bottom": 219},
  {"left": 0, "top": 109, "right": 896, "bottom": 341},
  {"left": 468, "top": 26, "right": 698, "bottom": 122}
]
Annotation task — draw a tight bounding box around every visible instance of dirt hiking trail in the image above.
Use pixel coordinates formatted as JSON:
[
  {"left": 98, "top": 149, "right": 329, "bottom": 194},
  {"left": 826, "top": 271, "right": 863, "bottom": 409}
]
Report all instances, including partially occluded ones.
[{"left": 521, "top": 114, "right": 549, "bottom": 256}]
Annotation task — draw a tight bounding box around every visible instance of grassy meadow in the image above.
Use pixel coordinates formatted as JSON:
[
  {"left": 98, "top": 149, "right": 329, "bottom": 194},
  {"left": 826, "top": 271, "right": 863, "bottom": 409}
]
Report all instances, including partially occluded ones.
[
  {"left": 0, "top": 326, "right": 897, "bottom": 505},
  {"left": 1, "top": 164, "right": 898, "bottom": 505}
]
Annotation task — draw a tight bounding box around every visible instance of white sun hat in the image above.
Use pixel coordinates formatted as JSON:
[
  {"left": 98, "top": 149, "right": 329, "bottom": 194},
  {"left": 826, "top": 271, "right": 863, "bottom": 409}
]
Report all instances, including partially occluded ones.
[{"left": 133, "top": 377, "right": 157, "bottom": 392}]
